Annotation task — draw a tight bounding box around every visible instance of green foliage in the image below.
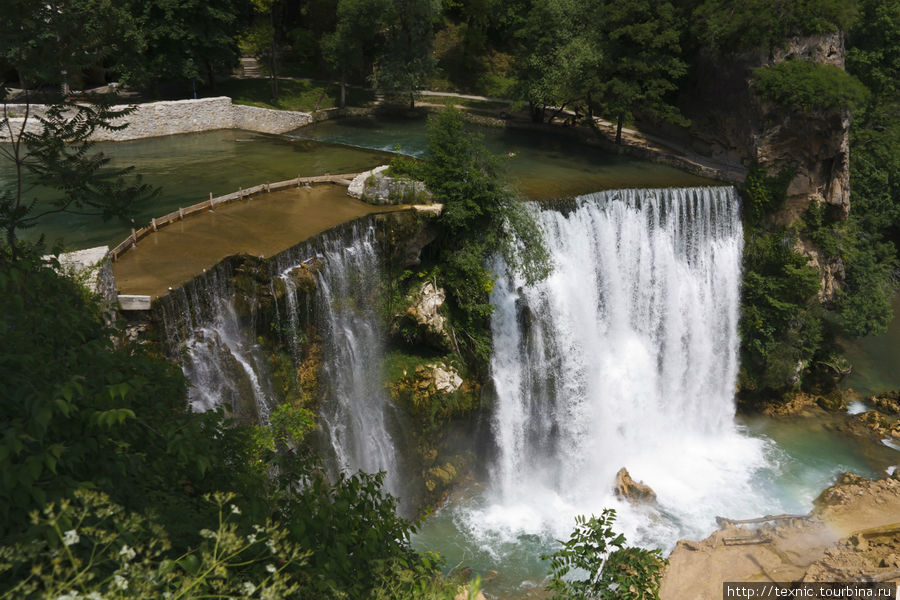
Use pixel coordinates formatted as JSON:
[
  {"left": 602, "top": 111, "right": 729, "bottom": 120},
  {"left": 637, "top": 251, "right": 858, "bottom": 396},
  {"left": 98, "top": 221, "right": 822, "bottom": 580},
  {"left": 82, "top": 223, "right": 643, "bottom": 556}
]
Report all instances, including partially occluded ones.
[
  {"left": 591, "top": 0, "right": 689, "bottom": 140},
  {"left": 0, "top": 490, "right": 308, "bottom": 599},
  {"left": 0, "top": 253, "right": 449, "bottom": 598},
  {"left": 693, "top": 0, "right": 859, "bottom": 53},
  {"left": 739, "top": 230, "right": 824, "bottom": 392},
  {"left": 215, "top": 77, "right": 376, "bottom": 112},
  {"left": 124, "top": 0, "right": 245, "bottom": 91},
  {"left": 374, "top": 0, "right": 441, "bottom": 108},
  {"left": 0, "top": 101, "right": 157, "bottom": 256},
  {"left": 321, "top": 0, "right": 387, "bottom": 107},
  {"left": 752, "top": 60, "right": 869, "bottom": 114},
  {"left": 741, "top": 162, "right": 794, "bottom": 224},
  {"left": 419, "top": 108, "right": 551, "bottom": 369},
  {"left": 544, "top": 510, "right": 666, "bottom": 600}
]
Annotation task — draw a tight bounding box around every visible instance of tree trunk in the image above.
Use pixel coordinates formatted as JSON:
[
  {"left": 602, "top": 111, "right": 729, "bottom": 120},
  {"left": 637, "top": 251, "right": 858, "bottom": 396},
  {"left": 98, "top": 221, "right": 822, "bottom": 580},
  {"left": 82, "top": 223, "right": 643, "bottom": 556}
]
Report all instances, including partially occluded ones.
[
  {"left": 206, "top": 60, "right": 216, "bottom": 92},
  {"left": 269, "top": 10, "right": 279, "bottom": 99},
  {"left": 616, "top": 113, "right": 624, "bottom": 145},
  {"left": 529, "top": 101, "right": 544, "bottom": 123},
  {"left": 587, "top": 91, "right": 593, "bottom": 121},
  {"left": 340, "top": 70, "right": 346, "bottom": 109},
  {"left": 409, "top": 92, "right": 414, "bottom": 111}
]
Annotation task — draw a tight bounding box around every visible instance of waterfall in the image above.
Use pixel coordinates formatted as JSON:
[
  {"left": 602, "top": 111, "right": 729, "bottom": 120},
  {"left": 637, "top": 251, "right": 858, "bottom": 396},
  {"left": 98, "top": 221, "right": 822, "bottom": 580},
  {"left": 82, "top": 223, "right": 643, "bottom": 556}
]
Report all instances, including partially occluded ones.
[
  {"left": 160, "top": 264, "right": 275, "bottom": 423},
  {"left": 161, "top": 221, "right": 406, "bottom": 499},
  {"left": 305, "top": 225, "right": 407, "bottom": 499},
  {"left": 463, "top": 186, "right": 776, "bottom": 551}
]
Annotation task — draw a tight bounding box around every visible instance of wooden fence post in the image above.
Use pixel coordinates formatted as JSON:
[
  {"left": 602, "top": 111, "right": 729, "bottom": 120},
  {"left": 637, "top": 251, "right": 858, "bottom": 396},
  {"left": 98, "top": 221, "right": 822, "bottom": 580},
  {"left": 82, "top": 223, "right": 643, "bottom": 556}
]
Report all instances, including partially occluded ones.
[
  {"left": 151, "top": 217, "right": 157, "bottom": 231},
  {"left": 179, "top": 207, "right": 184, "bottom": 220}
]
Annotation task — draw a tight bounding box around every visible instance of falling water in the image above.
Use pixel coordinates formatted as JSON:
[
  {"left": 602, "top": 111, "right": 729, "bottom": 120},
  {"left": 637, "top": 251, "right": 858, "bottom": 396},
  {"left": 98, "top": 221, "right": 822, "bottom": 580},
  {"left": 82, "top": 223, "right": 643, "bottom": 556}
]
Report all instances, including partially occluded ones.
[
  {"left": 161, "top": 221, "right": 406, "bottom": 500},
  {"left": 454, "top": 186, "right": 780, "bottom": 558},
  {"left": 160, "top": 264, "right": 275, "bottom": 423},
  {"left": 307, "top": 225, "right": 407, "bottom": 500}
]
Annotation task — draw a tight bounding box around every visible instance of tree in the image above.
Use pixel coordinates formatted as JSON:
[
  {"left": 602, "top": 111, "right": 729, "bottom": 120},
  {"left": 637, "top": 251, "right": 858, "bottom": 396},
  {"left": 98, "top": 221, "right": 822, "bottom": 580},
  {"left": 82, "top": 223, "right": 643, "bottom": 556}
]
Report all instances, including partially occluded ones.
[
  {"left": 399, "top": 108, "right": 551, "bottom": 367},
  {"left": 374, "top": 0, "right": 440, "bottom": 109},
  {"left": 0, "top": 101, "right": 156, "bottom": 257},
  {"left": 125, "top": 0, "right": 245, "bottom": 94},
  {"left": 512, "top": 0, "right": 602, "bottom": 123},
  {"left": 591, "top": 0, "right": 688, "bottom": 144},
  {"left": 321, "top": 0, "right": 387, "bottom": 108},
  {"left": 544, "top": 510, "right": 666, "bottom": 600}
]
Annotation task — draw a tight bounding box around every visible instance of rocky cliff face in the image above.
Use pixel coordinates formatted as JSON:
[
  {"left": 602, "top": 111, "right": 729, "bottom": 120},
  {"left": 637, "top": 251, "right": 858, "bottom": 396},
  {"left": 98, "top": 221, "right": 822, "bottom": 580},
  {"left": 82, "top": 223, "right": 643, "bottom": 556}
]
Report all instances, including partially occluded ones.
[
  {"left": 686, "top": 32, "right": 851, "bottom": 225},
  {"left": 681, "top": 32, "right": 852, "bottom": 300}
]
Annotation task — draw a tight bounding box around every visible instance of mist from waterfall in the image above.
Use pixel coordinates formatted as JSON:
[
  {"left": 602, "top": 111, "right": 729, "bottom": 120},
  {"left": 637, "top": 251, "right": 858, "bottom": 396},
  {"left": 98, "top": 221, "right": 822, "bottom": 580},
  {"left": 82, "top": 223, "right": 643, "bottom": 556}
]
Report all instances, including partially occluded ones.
[{"left": 456, "top": 186, "right": 781, "bottom": 554}]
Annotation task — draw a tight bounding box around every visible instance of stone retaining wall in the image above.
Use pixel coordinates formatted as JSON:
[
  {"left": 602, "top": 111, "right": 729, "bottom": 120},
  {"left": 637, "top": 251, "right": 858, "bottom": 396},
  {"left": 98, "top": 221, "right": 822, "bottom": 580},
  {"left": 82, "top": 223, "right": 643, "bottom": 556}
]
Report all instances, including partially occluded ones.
[{"left": 1, "top": 97, "right": 313, "bottom": 142}]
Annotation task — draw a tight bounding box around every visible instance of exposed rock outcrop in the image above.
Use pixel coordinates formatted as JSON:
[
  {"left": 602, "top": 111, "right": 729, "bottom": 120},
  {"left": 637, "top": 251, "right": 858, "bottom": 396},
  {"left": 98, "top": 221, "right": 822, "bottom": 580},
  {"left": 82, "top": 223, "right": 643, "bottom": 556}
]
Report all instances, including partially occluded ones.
[
  {"left": 392, "top": 281, "right": 455, "bottom": 352},
  {"left": 661, "top": 473, "right": 900, "bottom": 600},
  {"left": 872, "top": 391, "right": 900, "bottom": 415},
  {"left": 614, "top": 468, "right": 657, "bottom": 504},
  {"left": 795, "top": 233, "right": 846, "bottom": 303},
  {"left": 347, "top": 165, "right": 431, "bottom": 205}
]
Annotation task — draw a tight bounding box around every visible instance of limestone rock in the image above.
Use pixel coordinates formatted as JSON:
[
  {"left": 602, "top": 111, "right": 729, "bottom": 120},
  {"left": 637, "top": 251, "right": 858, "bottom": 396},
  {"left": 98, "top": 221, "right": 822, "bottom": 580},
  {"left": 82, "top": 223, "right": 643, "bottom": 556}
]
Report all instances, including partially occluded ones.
[
  {"left": 347, "top": 165, "right": 431, "bottom": 205},
  {"left": 872, "top": 391, "right": 900, "bottom": 415},
  {"left": 393, "top": 282, "right": 454, "bottom": 352},
  {"left": 414, "top": 362, "right": 464, "bottom": 395},
  {"left": 795, "top": 234, "right": 845, "bottom": 303},
  {"left": 614, "top": 467, "right": 657, "bottom": 504}
]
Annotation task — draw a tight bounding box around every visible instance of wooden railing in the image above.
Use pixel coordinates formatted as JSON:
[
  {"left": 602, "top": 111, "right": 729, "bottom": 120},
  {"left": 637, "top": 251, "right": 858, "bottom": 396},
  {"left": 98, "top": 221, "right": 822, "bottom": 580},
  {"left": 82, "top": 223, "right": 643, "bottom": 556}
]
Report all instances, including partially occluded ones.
[{"left": 110, "top": 173, "right": 359, "bottom": 261}]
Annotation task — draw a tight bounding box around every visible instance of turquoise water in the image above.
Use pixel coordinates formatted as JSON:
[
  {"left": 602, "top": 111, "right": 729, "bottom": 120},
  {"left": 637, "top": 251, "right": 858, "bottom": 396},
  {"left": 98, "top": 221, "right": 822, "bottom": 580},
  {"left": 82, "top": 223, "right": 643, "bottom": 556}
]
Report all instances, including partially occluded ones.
[
  {"left": 1, "top": 130, "right": 391, "bottom": 249},
  {"left": 292, "top": 115, "right": 716, "bottom": 201},
  {"left": 840, "top": 294, "right": 900, "bottom": 397},
  {"left": 413, "top": 415, "right": 897, "bottom": 599}
]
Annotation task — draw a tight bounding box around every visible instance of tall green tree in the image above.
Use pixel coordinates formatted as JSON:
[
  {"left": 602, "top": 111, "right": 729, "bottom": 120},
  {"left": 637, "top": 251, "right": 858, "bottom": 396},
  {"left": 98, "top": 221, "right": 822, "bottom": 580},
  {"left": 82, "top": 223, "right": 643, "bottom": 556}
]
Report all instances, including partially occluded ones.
[
  {"left": 321, "top": 0, "right": 387, "bottom": 108},
  {"left": 512, "top": 0, "right": 602, "bottom": 122},
  {"left": 126, "top": 0, "right": 246, "bottom": 94},
  {"left": 374, "top": 0, "right": 440, "bottom": 109},
  {"left": 591, "top": 0, "right": 688, "bottom": 144}
]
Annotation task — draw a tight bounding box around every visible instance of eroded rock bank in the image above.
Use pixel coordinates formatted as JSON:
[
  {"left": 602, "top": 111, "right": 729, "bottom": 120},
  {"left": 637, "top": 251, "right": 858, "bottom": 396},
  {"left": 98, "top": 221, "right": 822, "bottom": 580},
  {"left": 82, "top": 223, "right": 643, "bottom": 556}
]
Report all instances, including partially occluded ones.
[{"left": 661, "top": 472, "right": 900, "bottom": 600}]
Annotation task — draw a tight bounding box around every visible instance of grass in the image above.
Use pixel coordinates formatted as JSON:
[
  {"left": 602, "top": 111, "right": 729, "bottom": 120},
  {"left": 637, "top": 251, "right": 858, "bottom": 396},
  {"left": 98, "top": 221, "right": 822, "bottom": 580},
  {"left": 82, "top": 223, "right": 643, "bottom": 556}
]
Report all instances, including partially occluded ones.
[{"left": 213, "top": 78, "right": 376, "bottom": 112}]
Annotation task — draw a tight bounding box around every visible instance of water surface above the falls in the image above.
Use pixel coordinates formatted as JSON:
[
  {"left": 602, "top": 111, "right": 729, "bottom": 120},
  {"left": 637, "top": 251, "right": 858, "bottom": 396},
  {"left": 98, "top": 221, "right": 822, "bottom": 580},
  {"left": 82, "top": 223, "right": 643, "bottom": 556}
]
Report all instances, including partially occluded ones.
[{"left": 293, "top": 114, "right": 715, "bottom": 200}]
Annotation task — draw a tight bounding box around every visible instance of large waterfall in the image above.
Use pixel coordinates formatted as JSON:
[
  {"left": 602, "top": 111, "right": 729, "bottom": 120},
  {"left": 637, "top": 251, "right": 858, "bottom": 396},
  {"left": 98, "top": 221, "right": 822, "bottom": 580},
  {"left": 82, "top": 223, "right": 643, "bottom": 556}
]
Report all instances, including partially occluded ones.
[{"left": 454, "top": 186, "right": 778, "bottom": 558}]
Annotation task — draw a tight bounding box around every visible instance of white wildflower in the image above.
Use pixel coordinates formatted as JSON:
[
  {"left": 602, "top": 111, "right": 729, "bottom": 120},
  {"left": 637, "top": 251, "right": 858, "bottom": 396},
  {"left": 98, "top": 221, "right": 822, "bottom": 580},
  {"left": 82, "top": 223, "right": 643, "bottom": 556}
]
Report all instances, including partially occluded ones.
[
  {"left": 56, "top": 593, "right": 79, "bottom": 600},
  {"left": 265, "top": 563, "right": 276, "bottom": 573},
  {"left": 199, "top": 528, "right": 216, "bottom": 539},
  {"left": 113, "top": 574, "right": 128, "bottom": 590},
  {"left": 118, "top": 544, "right": 136, "bottom": 561},
  {"left": 62, "top": 529, "right": 79, "bottom": 546},
  {"left": 87, "top": 593, "right": 103, "bottom": 600},
  {"left": 230, "top": 504, "right": 241, "bottom": 515},
  {"left": 246, "top": 533, "right": 257, "bottom": 544},
  {"left": 242, "top": 581, "right": 257, "bottom": 595},
  {"left": 266, "top": 539, "right": 276, "bottom": 554}
]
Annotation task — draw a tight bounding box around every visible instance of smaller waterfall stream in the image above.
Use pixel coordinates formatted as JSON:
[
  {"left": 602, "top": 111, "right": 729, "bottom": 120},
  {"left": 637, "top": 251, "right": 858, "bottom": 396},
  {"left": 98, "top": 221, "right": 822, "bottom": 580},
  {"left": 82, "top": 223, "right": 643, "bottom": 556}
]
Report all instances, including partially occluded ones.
[
  {"left": 161, "top": 265, "right": 276, "bottom": 421},
  {"left": 305, "top": 226, "right": 407, "bottom": 499},
  {"left": 161, "top": 221, "right": 407, "bottom": 498}
]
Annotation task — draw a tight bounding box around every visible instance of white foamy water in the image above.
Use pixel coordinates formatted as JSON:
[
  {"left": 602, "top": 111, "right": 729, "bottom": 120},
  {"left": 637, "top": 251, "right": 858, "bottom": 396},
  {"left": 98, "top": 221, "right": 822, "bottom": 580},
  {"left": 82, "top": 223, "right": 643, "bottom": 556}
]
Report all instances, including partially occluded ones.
[{"left": 460, "top": 187, "right": 784, "bottom": 553}]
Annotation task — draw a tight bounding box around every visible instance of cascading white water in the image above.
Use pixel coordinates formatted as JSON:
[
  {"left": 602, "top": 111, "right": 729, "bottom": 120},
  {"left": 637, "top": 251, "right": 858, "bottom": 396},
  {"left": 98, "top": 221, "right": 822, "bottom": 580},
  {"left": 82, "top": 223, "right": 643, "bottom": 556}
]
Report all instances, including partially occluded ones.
[
  {"left": 162, "top": 222, "right": 405, "bottom": 499},
  {"left": 460, "top": 186, "right": 780, "bottom": 554},
  {"left": 160, "top": 266, "right": 275, "bottom": 422},
  {"left": 311, "top": 225, "right": 407, "bottom": 499}
]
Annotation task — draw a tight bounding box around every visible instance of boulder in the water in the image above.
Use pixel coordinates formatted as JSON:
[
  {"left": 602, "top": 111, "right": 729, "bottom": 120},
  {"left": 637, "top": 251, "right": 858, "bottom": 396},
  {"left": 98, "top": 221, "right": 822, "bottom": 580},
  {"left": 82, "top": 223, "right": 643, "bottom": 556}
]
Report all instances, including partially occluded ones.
[{"left": 614, "top": 467, "right": 657, "bottom": 504}]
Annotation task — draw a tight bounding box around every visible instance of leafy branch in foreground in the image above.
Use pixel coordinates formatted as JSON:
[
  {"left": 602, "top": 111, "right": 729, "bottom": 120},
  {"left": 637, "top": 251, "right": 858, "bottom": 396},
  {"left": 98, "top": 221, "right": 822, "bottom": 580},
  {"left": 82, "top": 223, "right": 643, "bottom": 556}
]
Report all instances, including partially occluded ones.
[
  {"left": 1, "top": 99, "right": 157, "bottom": 257},
  {"left": 0, "top": 490, "right": 308, "bottom": 600},
  {"left": 545, "top": 509, "right": 666, "bottom": 600}
]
